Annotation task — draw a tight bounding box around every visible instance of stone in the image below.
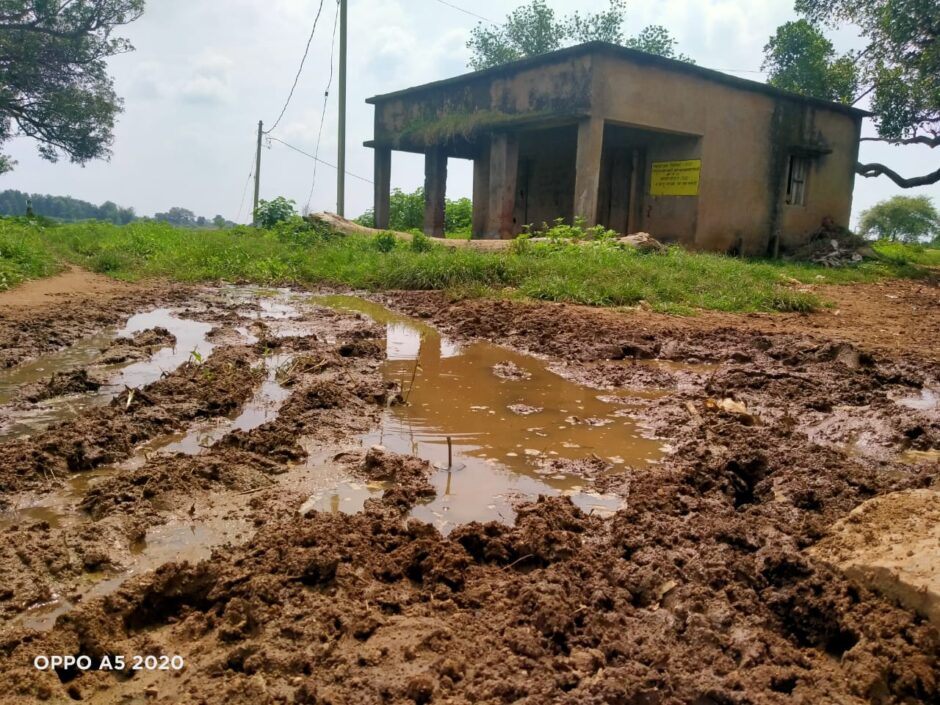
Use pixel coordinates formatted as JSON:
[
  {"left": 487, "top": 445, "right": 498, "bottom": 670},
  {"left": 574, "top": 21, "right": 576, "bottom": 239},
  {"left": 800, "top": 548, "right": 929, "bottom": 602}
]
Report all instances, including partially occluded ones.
[
  {"left": 809, "top": 489, "right": 940, "bottom": 625},
  {"left": 618, "top": 232, "right": 666, "bottom": 253}
]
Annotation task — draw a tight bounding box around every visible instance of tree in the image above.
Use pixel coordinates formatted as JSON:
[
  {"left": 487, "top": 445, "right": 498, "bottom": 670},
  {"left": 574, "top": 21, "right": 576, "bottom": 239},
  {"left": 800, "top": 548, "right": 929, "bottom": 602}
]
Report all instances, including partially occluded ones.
[
  {"left": 467, "top": 0, "right": 691, "bottom": 71},
  {"left": 762, "top": 20, "right": 858, "bottom": 103},
  {"left": 858, "top": 195, "right": 940, "bottom": 242},
  {"left": 0, "top": 1, "right": 144, "bottom": 174},
  {"left": 254, "top": 197, "right": 296, "bottom": 228},
  {"left": 154, "top": 207, "right": 197, "bottom": 227},
  {"left": 766, "top": 0, "right": 939, "bottom": 188},
  {"left": 355, "top": 188, "right": 476, "bottom": 235}
]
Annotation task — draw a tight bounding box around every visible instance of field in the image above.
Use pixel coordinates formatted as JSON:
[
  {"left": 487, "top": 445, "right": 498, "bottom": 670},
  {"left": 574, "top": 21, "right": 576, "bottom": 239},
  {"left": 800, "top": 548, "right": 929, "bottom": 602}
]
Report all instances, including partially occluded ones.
[{"left": 0, "top": 219, "right": 938, "bottom": 704}]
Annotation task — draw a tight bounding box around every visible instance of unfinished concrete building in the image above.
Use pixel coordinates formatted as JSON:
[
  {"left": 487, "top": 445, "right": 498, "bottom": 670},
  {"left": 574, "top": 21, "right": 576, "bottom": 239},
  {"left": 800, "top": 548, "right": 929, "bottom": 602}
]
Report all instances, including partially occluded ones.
[{"left": 365, "top": 42, "right": 866, "bottom": 255}]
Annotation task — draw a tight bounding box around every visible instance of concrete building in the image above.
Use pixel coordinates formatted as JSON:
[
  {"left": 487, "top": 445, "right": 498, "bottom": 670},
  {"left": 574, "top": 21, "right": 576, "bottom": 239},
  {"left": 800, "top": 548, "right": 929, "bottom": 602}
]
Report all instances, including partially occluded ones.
[{"left": 365, "top": 42, "right": 866, "bottom": 256}]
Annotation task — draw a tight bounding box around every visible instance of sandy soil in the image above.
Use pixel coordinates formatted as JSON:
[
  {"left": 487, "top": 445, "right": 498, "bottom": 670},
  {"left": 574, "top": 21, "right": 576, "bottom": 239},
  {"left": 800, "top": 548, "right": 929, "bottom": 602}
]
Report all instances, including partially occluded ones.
[{"left": 0, "top": 274, "right": 937, "bottom": 704}]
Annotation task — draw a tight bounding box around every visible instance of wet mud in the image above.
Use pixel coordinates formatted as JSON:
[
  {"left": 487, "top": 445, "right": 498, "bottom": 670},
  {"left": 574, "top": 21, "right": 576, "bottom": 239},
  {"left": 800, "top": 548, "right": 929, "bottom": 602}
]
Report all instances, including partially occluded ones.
[{"left": 0, "top": 283, "right": 937, "bottom": 704}]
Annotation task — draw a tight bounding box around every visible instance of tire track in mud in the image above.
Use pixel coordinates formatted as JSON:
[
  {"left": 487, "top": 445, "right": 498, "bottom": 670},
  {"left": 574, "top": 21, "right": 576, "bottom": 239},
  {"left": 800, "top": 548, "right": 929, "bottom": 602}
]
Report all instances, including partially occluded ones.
[
  {"left": 0, "top": 288, "right": 938, "bottom": 704},
  {"left": 0, "top": 345, "right": 264, "bottom": 499},
  {"left": 0, "top": 309, "right": 395, "bottom": 634}
]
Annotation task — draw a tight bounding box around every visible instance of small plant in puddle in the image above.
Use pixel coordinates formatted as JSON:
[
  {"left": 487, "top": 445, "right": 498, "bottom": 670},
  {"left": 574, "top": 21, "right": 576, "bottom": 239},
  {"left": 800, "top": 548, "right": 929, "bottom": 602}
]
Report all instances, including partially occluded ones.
[{"left": 189, "top": 348, "right": 203, "bottom": 364}]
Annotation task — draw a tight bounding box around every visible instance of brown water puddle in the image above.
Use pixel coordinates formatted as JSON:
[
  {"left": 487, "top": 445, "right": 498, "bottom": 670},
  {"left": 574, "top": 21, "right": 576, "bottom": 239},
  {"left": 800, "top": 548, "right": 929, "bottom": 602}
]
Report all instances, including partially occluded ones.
[
  {"left": 305, "top": 295, "right": 665, "bottom": 532},
  {"left": 0, "top": 309, "right": 215, "bottom": 441},
  {"left": 143, "top": 353, "right": 293, "bottom": 457},
  {"left": 894, "top": 387, "right": 939, "bottom": 412}
]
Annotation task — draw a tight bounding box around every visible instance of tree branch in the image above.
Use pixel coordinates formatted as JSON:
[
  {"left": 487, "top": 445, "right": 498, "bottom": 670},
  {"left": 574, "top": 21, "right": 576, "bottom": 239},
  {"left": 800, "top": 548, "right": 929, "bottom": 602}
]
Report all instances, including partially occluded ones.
[
  {"left": 859, "top": 135, "right": 940, "bottom": 147},
  {"left": 856, "top": 162, "right": 940, "bottom": 187}
]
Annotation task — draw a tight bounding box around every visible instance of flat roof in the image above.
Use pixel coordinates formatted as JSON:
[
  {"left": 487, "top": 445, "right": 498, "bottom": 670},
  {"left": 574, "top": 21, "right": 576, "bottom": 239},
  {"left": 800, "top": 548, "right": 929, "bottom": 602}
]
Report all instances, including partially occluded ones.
[{"left": 366, "top": 41, "right": 870, "bottom": 118}]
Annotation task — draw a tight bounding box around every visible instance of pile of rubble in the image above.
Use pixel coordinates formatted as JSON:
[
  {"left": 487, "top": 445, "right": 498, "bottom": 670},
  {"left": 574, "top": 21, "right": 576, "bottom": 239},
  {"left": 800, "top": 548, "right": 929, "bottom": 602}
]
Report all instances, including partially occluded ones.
[{"left": 790, "top": 217, "right": 875, "bottom": 267}]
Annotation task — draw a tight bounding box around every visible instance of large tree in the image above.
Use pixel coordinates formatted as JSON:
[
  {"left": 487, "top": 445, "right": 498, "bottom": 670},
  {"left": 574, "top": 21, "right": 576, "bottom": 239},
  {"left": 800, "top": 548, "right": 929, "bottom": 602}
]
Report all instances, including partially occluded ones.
[
  {"left": 0, "top": 0, "right": 145, "bottom": 174},
  {"left": 467, "top": 0, "right": 692, "bottom": 71},
  {"left": 762, "top": 20, "right": 858, "bottom": 103},
  {"left": 763, "top": 0, "right": 939, "bottom": 188},
  {"left": 858, "top": 195, "right": 940, "bottom": 242}
]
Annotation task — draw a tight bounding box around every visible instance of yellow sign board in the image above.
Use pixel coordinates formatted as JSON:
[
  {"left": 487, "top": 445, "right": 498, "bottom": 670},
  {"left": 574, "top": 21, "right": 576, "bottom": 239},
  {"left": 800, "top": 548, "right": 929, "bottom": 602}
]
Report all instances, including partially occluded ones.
[{"left": 650, "top": 159, "right": 701, "bottom": 196}]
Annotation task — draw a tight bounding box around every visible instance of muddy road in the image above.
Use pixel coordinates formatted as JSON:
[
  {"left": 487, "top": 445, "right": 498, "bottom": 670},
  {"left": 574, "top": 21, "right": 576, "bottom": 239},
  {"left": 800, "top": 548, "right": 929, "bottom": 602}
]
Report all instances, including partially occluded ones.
[{"left": 0, "top": 277, "right": 937, "bottom": 704}]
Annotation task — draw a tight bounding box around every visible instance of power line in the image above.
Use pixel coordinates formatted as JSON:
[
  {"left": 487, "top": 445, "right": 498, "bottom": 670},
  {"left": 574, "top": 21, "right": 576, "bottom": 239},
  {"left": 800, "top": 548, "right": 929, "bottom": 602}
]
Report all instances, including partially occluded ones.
[
  {"left": 268, "top": 136, "right": 373, "bottom": 184},
  {"left": 432, "top": 0, "right": 496, "bottom": 24},
  {"left": 305, "top": 0, "right": 340, "bottom": 213},
  {"left": 265, "top": 0, "right": 328, "bottom": 135},
  {"left": 235, "top": 147, "right": 256, "bottom": 223}
]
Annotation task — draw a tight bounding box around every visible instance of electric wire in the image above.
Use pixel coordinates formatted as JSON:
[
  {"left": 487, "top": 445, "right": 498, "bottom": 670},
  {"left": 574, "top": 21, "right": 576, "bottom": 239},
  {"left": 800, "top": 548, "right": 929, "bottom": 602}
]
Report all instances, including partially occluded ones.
[
  {"left": 265, "top": 0, "right": 328, "bottom": 135},
  {"left": 304, "top": 0, "right": 340, "bottom": 212},
  {"left": 432, "top": 0, "right": 495, "bottom": 24},
  {"left": 234, "top": 147, "right": 256, "bottom": 223},
  {"left": 268, "top": 135, "right": 373, "bottom": 184}
]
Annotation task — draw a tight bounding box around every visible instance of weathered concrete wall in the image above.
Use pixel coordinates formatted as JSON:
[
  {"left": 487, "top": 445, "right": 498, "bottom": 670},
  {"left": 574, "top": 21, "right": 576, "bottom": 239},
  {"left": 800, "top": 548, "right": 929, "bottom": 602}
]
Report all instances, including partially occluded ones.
[
  {"left": 591, "top": 53, "right": 861, "bottom": 254},
  {"left": 372, "top": 56, "right": 593, "bottom": 152},
  {"left": 515, "top": 126, "right": 577, "bottom": 232},
  {"left": 776, "top": 108, "right": 861, "bottom": 252}
]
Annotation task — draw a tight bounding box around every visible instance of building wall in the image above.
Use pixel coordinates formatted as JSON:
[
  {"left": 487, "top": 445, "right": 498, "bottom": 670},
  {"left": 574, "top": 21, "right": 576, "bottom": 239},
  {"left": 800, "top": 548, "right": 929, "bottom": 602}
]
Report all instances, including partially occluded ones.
[
  {"left": 373, "top": 56, "right": 594, "bottom": 150},
  {"left": 591, "top": 54, "right": 861, "bottom": 255}
]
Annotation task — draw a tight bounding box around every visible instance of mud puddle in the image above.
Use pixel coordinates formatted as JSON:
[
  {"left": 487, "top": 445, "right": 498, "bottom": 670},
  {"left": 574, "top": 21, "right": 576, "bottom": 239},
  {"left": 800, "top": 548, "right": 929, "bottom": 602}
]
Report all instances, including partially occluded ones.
[
  {"left": 307, "top": 295, "right": 664, "bottom": 531},
  {"left": 144, "top": 353, "right": 293, "bottom": 458},
  {"left": 0, "top": 309, "right": 214, "bottom": 440},
  {"left": 0, "top": 352, "right": 294, "bottom": 629},
  {"left": 13, "top": 510, "right": 251, "bottom": 632}
]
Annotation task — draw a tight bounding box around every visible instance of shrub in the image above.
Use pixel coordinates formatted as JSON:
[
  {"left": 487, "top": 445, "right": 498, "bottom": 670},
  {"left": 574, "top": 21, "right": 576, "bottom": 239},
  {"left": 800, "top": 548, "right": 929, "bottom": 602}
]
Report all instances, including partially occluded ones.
[
  {"left": 254, "top": 197, "right": 297, "bottom": 229},
  {"left": 373, "top": 231, "right": 398, "bottom": 253}
]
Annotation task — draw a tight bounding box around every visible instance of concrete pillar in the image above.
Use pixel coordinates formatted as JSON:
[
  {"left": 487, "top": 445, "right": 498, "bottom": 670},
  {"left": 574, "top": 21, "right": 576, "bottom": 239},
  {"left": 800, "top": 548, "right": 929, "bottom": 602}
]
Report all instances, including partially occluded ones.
[
  {"left": 574, "top": 117, "right": 605, "bottom": 226},
  {"left": 486, "top": 132, "right": 518, "bottom": 239},
  {"left": 423, "top": 148, "right": 447, "bottom": 237},
  {"left": 373, "top": 146, "right": 391, "bottom": 229},
  {"left": 471, "top": 148, "right": 490, "bottom": 239}
]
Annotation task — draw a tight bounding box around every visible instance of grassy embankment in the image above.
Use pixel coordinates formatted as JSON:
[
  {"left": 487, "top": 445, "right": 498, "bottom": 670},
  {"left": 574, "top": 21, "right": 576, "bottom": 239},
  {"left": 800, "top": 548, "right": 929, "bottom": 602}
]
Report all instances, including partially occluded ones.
[
  {"left": 0, "top": 217, "right": 935, "bottom": 314},
  {"left": 0, "top": 218, "right": 62, "bottom": 290}
]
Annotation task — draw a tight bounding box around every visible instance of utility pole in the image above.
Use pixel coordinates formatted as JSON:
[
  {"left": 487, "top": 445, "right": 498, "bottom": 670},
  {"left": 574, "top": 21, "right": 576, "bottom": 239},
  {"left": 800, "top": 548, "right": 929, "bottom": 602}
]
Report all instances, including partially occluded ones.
[
  {"left": 336, "top": 0, "right": 347, "bottom": 217},
  {"left": 253, "top": 120, "right": 263, "bottom": 225}
]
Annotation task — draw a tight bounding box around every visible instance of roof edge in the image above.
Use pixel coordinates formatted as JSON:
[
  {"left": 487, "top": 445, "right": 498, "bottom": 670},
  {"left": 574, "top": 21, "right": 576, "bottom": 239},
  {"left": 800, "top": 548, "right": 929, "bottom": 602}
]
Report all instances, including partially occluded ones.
[{"left": 365, "top": 41, "right": 871, "bottom": 118}]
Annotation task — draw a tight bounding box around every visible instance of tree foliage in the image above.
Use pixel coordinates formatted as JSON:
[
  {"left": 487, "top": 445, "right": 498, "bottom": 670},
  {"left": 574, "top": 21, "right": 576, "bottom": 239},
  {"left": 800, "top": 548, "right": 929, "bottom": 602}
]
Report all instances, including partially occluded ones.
[
  {"left": 253, "top": 197, "right": 297, "bottom": 229},
  {"left": 765, "top": 0, "right": 939, "bottom": 187},
  {"left": 467, "top": 0, "right": 692, "bottom": 70},
  {"left": 356, "top": 188, "right": 474, "bottom": 235},
  {"left": 762, "top": 20, "right": 858, "bottom": 103},
  {"left": 858, "top": 195, "right": 940, "bottom": 242},
  {"left": 0, "top": 0, "right": 145, "bottom": 173}
]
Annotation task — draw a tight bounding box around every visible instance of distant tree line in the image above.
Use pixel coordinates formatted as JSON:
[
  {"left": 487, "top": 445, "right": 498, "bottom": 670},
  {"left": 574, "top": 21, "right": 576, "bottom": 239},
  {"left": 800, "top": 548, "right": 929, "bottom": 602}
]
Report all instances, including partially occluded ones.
[
  {"left": 0, "top": 189, "right": 135, "bottom": 223},
  {"left": 0, "top": 190, "right": 234, "bottom": 228}
]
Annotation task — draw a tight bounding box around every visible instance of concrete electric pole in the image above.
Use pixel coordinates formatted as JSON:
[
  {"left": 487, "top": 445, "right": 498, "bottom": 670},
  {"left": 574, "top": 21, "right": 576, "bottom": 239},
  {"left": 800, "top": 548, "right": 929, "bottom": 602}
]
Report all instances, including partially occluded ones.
[
  {"left": 253, "top": 120, "right": 263, "bottom": 225},
  {"left": 336, "top": 0, "right": 347, "bottom": 217}
]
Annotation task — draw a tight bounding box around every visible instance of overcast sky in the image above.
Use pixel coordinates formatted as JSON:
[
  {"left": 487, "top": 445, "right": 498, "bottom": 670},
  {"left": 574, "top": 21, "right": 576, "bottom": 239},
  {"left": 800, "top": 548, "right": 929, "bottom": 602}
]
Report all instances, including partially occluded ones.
[{"left": 3, "top": 0, "right": 938, "bottom": 226}]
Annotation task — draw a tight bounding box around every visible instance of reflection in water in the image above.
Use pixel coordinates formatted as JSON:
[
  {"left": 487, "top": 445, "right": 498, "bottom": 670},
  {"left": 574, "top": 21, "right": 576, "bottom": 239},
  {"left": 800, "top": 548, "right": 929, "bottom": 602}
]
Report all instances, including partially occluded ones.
[
  {"left": 0, "top": 309, "right": 215, "bottom": 441},
  {"left": 309, "top": 296, "right": 664, "bottom": 532}
]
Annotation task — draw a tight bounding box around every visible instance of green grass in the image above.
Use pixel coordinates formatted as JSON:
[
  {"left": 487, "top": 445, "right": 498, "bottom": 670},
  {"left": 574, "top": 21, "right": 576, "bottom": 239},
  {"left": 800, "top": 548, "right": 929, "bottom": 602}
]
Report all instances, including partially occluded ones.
[
  {"left": 871, "top": 240, "right": 940, "bottom": 267},
  {"left": 0, "top": 217, "right": 62, "bottom": 291},
  {"left": 2, "top": 217, "right": 936, "bottom": 314}
]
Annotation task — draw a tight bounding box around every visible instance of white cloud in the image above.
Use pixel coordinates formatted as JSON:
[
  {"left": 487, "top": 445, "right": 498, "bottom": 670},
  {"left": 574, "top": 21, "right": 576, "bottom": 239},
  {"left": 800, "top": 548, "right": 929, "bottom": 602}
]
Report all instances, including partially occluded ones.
[{"left": 180, "top": 51, "right": 235, "bottom": 105}]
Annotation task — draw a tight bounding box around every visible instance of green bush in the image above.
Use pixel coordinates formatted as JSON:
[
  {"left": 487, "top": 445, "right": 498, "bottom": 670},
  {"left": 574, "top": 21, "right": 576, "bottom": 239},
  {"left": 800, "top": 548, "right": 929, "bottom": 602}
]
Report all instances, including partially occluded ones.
[
  {"left": 373, "top": 231, "right": 398, "bottom": 253},
  {"left": 410, "top": 232, "right": 434, "bottom": 252},
  {"left": 254, "top": 197, "right": 297, "bottom": 229}
]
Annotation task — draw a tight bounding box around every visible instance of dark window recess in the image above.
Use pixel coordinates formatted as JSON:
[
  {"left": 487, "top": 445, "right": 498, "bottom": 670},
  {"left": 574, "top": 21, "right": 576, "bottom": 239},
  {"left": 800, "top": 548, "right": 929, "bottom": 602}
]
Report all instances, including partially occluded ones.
[{"left": 786, "top": 156, "right": 810, "bottom": 206}]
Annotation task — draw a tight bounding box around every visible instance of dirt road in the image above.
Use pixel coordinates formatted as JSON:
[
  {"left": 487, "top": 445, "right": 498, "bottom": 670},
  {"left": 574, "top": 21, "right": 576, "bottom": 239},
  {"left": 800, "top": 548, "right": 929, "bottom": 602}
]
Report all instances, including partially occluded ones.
[{"left": 0, "top": 272, "right": 936, "bottom": 704}]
